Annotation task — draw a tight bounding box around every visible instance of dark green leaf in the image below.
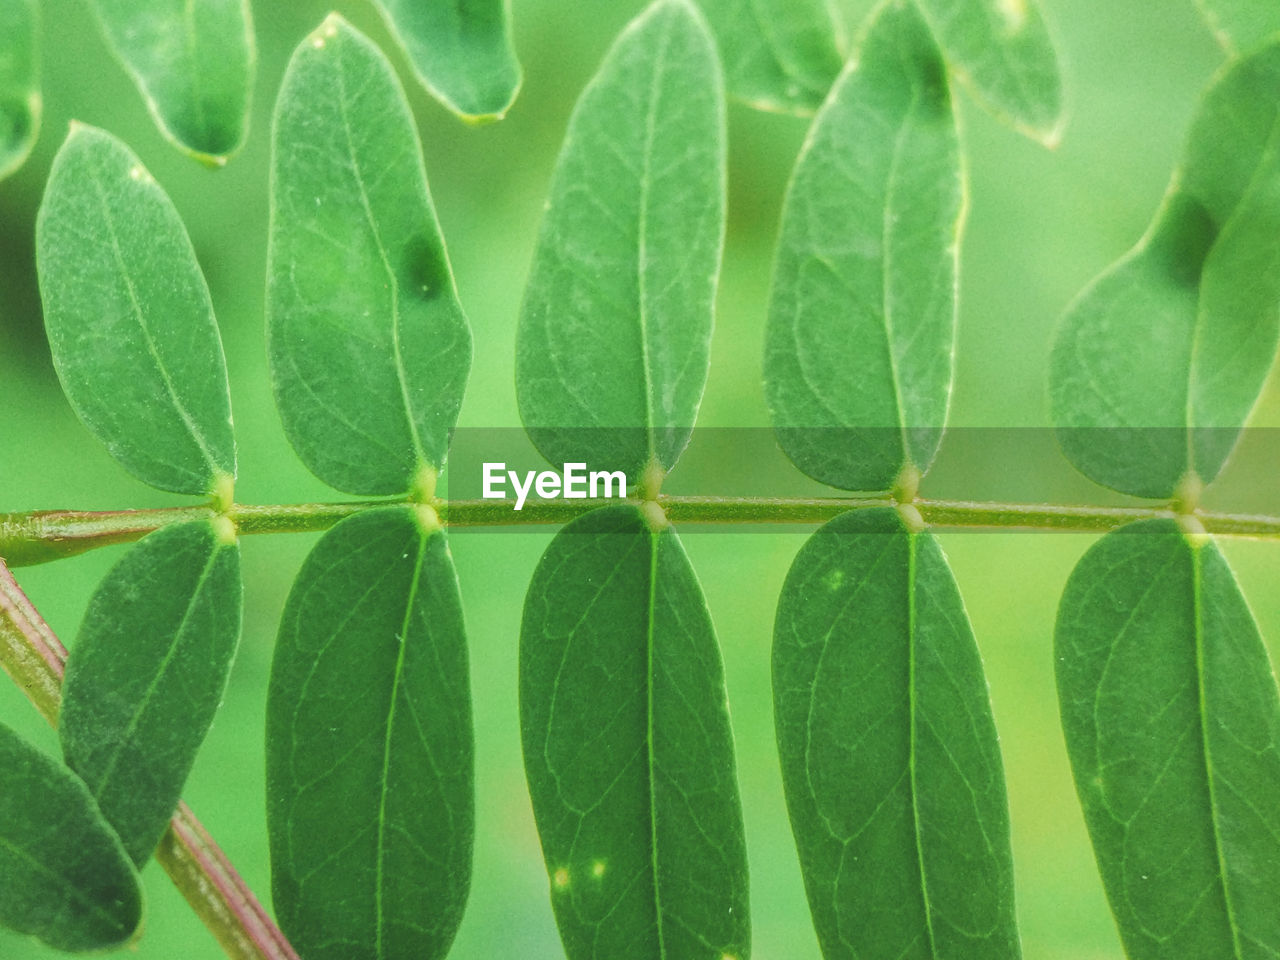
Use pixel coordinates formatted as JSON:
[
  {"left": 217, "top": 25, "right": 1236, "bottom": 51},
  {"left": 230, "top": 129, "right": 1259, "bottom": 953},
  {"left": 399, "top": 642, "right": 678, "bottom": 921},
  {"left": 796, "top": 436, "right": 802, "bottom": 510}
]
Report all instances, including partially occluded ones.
[
  {"left": 520, "top": 505, "right": 749, "bottom": 960},
  {"left": 765, "top": 0, "right": 963, "bottom": 492},
  {"left": 35, "top": 125, "right": 237, "bottom": 498},
  {"left": 267, "top": 505, "right": 472, "bottom": 960},
  {"left": 774, "top": 507, "right": 1020, "bottom": 959},
  {"left": 1050, "top": 42, "right": 1280, "bottom": 498},
  {"left": 1196, "top": 0, "right": 1280, "bottom": 55},
  {"left": 371, "top": 0, "right": 521, "bottom": 122},
  {"left": 0, "top": 0, "right": 39, "bottom": 181},
  {"left": 0, "top": 722, "right": 143, "bottom": 952},
  {"left": 694, "top": 0, "right": 843, "bottom": 114},
  {"left": 913, "top": 0, "right": 1064, "bottom": 144},
  {"left": 59, "top": 519, "right": 243, "bottom": 866},
  {"left": 90, "top": 0, "right": 254, "bottom": 163},
  {"left": 1055, "top": 519, "right": 1280, "bottom": 959},
  {"left": 516, "top": 0, "right": 726, "bottom": 486},
  {"left": 268, "top": 16, "right": 471, "bottom": 497}
]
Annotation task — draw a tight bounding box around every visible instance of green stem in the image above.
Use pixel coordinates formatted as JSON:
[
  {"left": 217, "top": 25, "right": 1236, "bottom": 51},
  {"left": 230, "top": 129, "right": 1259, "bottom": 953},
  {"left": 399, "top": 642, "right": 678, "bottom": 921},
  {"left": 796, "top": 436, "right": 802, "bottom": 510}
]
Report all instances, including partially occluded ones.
[{"left": 3, "top": 495, "right": 1280, "bottom": 567}]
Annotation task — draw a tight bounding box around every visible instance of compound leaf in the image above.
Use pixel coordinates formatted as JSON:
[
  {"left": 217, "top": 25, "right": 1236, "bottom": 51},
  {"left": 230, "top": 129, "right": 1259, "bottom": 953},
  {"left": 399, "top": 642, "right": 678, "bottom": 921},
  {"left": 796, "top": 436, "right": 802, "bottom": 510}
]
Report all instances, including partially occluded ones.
[
  {"left": 520, "top": 505, "right": 749, "bottom": 960},
  {"left": 267, "top": 506, "right": 472, "bottom": 960},
  {"left": 774, "top": 507, "right": 1021, "bottom": 959},
  {"left": 765, "top": 0, "right": 963, "bottom": 492},
  {"left": 1050, "top": 42, "right": 1280, "bottom": 499},
  {"left": 913, "top": 0, "right": 1063, "bottom": 144},
  {"left": 59, "top": 520, "right": 242, "bottom": 867},
  {"left": 516, "top": 0, "right": 725, "bottom": 487},
  {"left": 268, "top": 16, "right": 471, "bottom": 497},
  {"left": 1195, "top": 0, "right": 1280, "bottom": 55},
  {"left": 89, "top": 0, "right": 253, "bottom": 164},
  {"left": 694, "top": 0, "right": 843, "bottom": 114},
  {"left": 1055, "top": 520, "right": 1280, "bottom": 959},
  {"left": 0, "top": 0, "right": 39, "bottom": 181},
  {"left": 371, "top": 0, "right": 520, "bottom": 122},
  {"left": 0, "top": 722, "right": 143, "bottom": 952},
  {"left": 36, "top": 125, "right": 236, "bottom": 497}
]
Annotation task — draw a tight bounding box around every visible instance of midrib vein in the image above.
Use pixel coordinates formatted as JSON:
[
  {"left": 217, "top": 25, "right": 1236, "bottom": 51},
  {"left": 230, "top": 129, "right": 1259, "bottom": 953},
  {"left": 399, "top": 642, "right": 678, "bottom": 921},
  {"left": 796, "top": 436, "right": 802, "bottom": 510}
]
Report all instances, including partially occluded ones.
[
  {"left": 645, "top": 526, "right": 667, "bottom": 958},
  {"left": 906, "top": 531, "right": 941, "bottom": 957}
]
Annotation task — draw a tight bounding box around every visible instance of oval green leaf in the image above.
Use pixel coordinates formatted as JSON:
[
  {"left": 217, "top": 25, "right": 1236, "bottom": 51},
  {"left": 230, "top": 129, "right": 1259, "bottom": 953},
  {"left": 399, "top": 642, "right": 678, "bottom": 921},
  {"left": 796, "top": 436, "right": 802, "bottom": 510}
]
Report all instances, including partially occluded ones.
[
  {"left": 520, "top": 505, "right": 749, "bottom": 960},
  {"left": 35, "top": 125, "right": 236, "bottom": 497},
  {"left": 267, "top": 506, "right": 472, "bottom": 960},
  {"left": 774, "top": 507, "right": 1021, "bottom": 959},
  {"left": 516, "top": 0, "right": 726, "bottom": 486},
  {"left": 1055, "top": 520, "right": 1280, "bottom": 959},
  {"left": 765, "top": 0, "right": 963, "bottom": 493},
  {"left": 59, "top": 519, "right": 242, "bottom": 866},
  {"left": 1050, "top": 42, "right": 1280, "bottom": 499},
  {"left": 89, "top": 0, "right": 254, "bottom": 163},
  {"left": 370, "top": 0, "right": 520, "bottom": 123},
  {"left": 0, "top": 0, "right": 39, "bottom": 181},
  {"left": 0, "top": 722, "right": 143, "bottom": 952},
  {"left": 694, "top": 0, "right": 843, "bottom": 114},
  {"left": 1196, "top": 0, "right": 1280, "bottom": 55},
  {"left": 268, "top": 16, "right": 472, "bottom": 497},
  {"left": 913, "top": 0, "right": 1064, "bottom": 144}
]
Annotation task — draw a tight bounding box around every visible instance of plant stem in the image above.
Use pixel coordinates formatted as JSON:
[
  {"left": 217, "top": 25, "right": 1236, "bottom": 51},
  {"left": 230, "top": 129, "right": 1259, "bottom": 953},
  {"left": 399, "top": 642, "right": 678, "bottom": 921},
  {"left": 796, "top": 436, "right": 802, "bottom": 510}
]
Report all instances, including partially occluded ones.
[{"left": 0, "top": 560, "right": 299, "bottom": 960}]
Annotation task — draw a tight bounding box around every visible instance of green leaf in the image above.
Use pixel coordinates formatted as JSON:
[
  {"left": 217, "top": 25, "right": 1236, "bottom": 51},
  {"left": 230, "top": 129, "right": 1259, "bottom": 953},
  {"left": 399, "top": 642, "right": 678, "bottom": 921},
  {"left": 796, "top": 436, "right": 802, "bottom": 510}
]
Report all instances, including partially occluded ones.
[
  {"left": 694, "top": 0, "right": 843, "bottom": 114},
  {"left": 0, "top": 0, "right": 39, "bottom": 181},
  {"left": 35, "top": 125, "right": 237, "bottom": 498},
  {"left": 267, "top": 505, "right": 472, "bottom": 960},
  {"left": 268, "top": 16, "right": 472, "bottom": 497},
  {"left": 0, "top": 722, "right": 143, "bottom": 952},
  {"left": 1055, "top": 520, "right": 1280, "bottom": 959},
  {"left": 59, "top": 519, "right": 242, "bottom": 866},
  {"left": 89, "top": 0, "right": 254, "bottom": 163},
  {"left": 370, "top": 0, "right": 521, "bottom": 122},
  {"left": 1050, "top": 42, "right": 1280, "bottom": 499},
  {"left": 773, "top": 507, "right": 1021, "bottom": 960},
  {"left": 1196, "top": 0, "right": 1280, "bottom": 55},
  {"left": 765, "top": 0, "right": 963, "bottom": 493},
  {"left": 520, "top": 505, "right": 749, "bottom": 960},
  {"left": 913, "top": 0, "right": 1064, "bottom": 144},
  {"left": 516, "top": 0, "right": 726, "bottom": 486}
]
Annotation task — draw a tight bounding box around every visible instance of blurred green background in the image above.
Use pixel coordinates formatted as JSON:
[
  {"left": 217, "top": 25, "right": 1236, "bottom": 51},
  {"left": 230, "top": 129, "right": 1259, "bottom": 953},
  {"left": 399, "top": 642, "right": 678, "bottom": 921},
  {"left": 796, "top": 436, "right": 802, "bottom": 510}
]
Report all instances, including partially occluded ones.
[{"left": 2, "top": 1, "right": 1277, "bottom": 957}]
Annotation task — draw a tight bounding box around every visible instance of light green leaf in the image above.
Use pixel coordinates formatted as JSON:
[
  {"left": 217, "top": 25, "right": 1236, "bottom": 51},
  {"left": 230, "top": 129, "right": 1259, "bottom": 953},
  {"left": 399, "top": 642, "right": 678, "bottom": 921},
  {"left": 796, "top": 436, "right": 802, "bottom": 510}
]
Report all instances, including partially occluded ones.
[
  {"left": 89, "top": 0, "right": 254, "bottom": 164},
  {"left": 1055, "top": 520, "right": 1280, "bottom": 959},
  {"left": 268, "top": 16, "right": 471, "bottom": 498},
  {"left": 0, "top": 722, "right": 143, "bottom": 952},
  {"left": 0, "top": 0, "right": 39, "bottom": 181},
  {"left": 520, "top": 505, "right": 749, "bottom": 960},
  {"left": 1196, "top": 0, "right": 1280, "bottom": 55},
  {"left": 1050, "top": 42, "right": 1280, "bottom": 499},
  {"left": 267, "top": 506, "right": 472, "bottom": 960},
  {"left": 913, "top": 0, "right": 1064, "bottom": 144},
  {"left": 35, "top": 125, "right": 236, "bottom": 498},
  {"left": 370, "top": 0, "right": 520, "bottom": 122},
  {"left": 765, "top": 0, "right": 963, "bottom": 493},
  {"left": 774, "top": 507, "right": 1020, "bottom": 959},
  {"left": 694, "top": 0, "right": 843, "bottom": 114},
  {"left": 59, "top": 521, "right": 242, "bottom": 867},
  {"left": 516, "top": 0, "right": 726, "bottom": 486}
]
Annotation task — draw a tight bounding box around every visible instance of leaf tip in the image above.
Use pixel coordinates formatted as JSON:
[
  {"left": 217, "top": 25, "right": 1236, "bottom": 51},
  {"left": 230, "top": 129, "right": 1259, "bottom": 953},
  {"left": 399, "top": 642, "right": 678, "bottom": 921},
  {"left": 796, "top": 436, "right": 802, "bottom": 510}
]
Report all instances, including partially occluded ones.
[{"left": 307, "top": 12, "right": 348, "bottom": 51}]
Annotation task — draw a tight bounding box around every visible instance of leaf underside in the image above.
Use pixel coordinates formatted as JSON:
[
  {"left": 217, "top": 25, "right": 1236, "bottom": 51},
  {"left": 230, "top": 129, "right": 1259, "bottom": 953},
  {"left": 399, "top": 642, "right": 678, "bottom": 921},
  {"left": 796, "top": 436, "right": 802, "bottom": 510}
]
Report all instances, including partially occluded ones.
[
  {"left": 516, "top": 0, "right": 726, "bottom": 484},
  {"left": 0, "top": 722, "right": 143, "bottom": 952},
  {"left": 0, "top": 0, "right": 39, "bottom": 180},
  {"left": 59, "top": 520, "right": 242, "bottom": 867},
  {"left": 774, "top": 507, "right": 1021, "bottom": 960},
  {"left": 520, "top": 505, "right": 750, "bottom": 960},
  {"left": 1055, "top": 520, "right": 1280, "bottom": 959},
  {"left": 268, "top": 16, "right": 472, "bottom": 496},
  {"left": 1050, "top": 41, "right": 1280, "bottom": 498},
  {"left": 35, "top": 125, "right": 237, "bottom": 496},
  {"left": 90, "top": 0, "right": 254, "bottom": 162},
  {"left": 765, "top": 0, "right": 963, "bottom": 492},
  {"left": 267, "top": 506, "right": 473, "bottom": 960}
]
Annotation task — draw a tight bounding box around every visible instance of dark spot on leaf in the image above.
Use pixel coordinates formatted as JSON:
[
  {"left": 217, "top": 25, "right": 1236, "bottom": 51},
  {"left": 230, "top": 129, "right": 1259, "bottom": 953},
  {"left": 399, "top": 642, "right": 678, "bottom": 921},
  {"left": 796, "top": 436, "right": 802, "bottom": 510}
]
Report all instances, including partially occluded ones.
[{"left": 400, "top": 234, "right": 447, "bottom": 301}]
